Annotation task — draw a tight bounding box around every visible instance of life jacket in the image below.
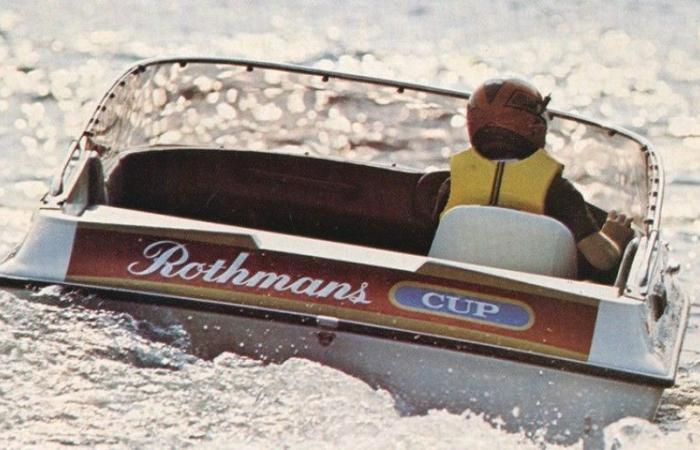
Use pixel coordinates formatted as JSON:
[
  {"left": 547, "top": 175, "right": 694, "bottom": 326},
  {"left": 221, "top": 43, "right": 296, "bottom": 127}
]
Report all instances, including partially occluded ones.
[{"left": 442, "top": 148, "right": 563, "bottom": 216}]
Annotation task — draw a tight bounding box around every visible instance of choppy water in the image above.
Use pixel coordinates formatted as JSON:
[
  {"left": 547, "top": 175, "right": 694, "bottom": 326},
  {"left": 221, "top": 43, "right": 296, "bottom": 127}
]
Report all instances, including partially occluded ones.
[{"left": 1, "top": 1, "right": 699, "bottom": 448}]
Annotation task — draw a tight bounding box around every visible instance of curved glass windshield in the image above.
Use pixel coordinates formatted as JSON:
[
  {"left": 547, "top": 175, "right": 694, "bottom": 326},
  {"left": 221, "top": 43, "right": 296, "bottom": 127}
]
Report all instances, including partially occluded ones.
[
  {"left": 86, "top": 61, "right": 469, "bottom": 171},
  {"left": 83, "top": 59, "right": 651, "bottom": 225},
  {"left": 547, "top": 116, "right": 649, "bottom": 221}
]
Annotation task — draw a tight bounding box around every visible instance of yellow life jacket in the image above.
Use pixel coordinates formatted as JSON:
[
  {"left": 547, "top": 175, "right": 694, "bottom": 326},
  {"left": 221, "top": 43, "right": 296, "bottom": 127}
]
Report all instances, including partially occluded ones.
[{"left": 442, "top": 148, "right": 563, "bottom": 216}]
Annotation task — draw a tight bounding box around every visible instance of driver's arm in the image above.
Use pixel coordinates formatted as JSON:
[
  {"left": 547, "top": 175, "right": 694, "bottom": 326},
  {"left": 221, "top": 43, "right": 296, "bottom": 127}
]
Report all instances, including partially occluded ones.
[
  {"left": 546, "top": 177, "right": 635, "bottom": 271},
  {"left": 577, "top": 211, "right": 634, "bottom": 270}
]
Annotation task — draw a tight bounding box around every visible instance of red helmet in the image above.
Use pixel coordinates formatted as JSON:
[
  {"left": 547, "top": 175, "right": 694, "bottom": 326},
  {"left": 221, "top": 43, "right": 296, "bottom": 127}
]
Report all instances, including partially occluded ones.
[{"left": 466, "top": 78, "right": 550, "bottom": 160}]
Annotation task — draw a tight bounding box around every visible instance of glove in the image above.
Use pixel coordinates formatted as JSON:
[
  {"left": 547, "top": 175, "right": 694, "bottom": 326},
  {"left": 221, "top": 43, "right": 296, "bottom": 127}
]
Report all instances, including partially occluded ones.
[{"left": 601, "top": 210, "right": 635, "bottom": 251}]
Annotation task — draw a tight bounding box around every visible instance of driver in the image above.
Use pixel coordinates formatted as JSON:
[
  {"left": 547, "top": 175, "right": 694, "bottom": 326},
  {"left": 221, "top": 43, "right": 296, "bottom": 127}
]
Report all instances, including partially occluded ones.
[{"left": 435, "top": 77, "right": 634, "bottom": 278}]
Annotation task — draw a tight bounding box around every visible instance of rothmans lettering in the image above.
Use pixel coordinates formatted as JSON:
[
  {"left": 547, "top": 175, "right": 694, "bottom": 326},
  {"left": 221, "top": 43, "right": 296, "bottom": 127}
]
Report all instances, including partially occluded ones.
[{"left": 127, "top": 240, "right": 370, "bottom": 304}]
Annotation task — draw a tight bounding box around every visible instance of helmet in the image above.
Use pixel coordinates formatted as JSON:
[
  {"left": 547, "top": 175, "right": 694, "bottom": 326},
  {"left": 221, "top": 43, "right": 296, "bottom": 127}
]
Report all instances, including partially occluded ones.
[{"left": 466, "top": 78, "right": 550, "bottom": 160}]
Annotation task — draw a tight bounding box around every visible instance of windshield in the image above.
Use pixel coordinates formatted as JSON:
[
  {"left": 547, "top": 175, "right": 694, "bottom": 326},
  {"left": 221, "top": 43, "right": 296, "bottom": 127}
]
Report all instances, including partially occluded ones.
[
  {"left": 547, "top": 115, "right": 649, "bottom": 221},
  {"left": 85, "top": 60, "right": 469, "bottom": 171},
  {"left": 82, "top": 58, "right": 652, "bottom": 225}
]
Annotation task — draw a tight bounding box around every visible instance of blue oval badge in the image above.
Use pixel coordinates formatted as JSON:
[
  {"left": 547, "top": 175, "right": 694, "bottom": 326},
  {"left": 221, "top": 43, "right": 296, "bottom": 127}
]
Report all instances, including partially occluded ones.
[{"left": 390, "top": 282, "right": 533, "bottom": 330}]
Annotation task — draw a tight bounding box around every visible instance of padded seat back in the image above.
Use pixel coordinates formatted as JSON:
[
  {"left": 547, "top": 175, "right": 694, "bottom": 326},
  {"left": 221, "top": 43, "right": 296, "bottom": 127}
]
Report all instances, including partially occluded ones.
[
  {"left": 105, "top": 149, "right": 445, "bottom": 254},
  {"left": 429, "top": 206, "right": 577, "bottom": 278}
]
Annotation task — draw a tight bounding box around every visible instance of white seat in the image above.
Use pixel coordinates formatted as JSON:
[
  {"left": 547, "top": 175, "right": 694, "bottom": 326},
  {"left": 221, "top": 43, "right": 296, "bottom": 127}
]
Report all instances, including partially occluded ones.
[{"left": 429, "top": 206, "right": 577, "bottom": 278}]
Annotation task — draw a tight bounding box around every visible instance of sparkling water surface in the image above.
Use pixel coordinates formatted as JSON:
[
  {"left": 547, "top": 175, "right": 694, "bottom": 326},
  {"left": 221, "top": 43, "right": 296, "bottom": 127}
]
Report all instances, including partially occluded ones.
[{"left": 1, "top": 1, "right": 699, "bottom": 448}]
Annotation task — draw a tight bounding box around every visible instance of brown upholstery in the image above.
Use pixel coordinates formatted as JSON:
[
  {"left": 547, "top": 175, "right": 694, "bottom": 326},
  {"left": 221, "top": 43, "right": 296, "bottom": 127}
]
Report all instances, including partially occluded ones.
[{"left": 105, "top": 149, "right": 448, "bottom": 254}]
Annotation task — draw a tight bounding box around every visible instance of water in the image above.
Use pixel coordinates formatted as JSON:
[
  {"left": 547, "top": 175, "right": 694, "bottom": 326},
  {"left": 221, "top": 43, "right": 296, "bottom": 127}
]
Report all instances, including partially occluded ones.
[{"left": 1, "top": 1, "right": 699, "bottom": 447}]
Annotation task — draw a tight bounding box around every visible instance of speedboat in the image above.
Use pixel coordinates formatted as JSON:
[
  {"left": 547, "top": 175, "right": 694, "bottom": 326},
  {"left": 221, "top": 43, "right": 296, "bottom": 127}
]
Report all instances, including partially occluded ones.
[{"left": 0, "top": 57, "right": 689, "bottom": 442}]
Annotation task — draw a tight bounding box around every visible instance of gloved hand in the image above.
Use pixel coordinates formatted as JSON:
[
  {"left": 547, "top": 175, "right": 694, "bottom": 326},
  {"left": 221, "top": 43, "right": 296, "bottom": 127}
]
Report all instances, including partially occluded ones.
[{"left": 601, "top": 210, "right": 635, "bottom": 251}]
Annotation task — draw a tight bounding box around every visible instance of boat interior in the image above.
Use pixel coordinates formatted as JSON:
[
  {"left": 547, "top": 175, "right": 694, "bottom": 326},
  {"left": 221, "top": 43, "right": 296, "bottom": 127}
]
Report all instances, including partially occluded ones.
[
  {"left": 104, "top": 148, "right": 447, "bottom": 255},
  {"left": 98, "top": 146, "right": 617, "bottom": 283}
]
